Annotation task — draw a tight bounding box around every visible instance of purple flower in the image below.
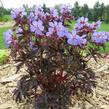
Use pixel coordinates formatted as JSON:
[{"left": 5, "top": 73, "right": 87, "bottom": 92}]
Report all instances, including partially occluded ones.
[
  {"left": 95, "top": 20, "right": 101, "bottom": 29},
  {"left": 30, "top": 20, "right": 44, "bottom": 35},
  {"left": 75, "top": 23, "right": 84, "bottom": 30},
  {"left": 89, "top": 21, "right": 101, "bottom": 30},
  {"left": 50, "top": 8, "right": 58, "bottom": 17},
  {"left": 105, "top": 32, "right": 109, "bottom": 41},
  {"left": 4, "top": 29, "right": 13, "bottom": 47},
  {"left": 75, "top": 17, "right": 88, "bottom": 29},
  {"left": 29, "top": 41, "right": 38, "bottom": 52},
  {"left": 34, "top": 5, "right": 44, "bottom": 19},
  {"left": 46, "top": 21, "right": 69, "bottom": 38},
  {"left": 67, "top": 30, "right": 87, "bottom": 46},
  {"left": 28, "top": 12, "right": 36, "bottom": 22},
  {"left": 77, "top": 17, "right": 88, "bottom": 24},
  {"left": 16, "top": 27, "right": 23, "bottom": 37},
  {"left": 57, "top": 29, "right": 69, "bottom": 38},
  {"left": 46, "top": 21, "right": 59, "bottom": 37},
  {"left": 60, "top": 4, "right": 72, "bottom": 14},
  {"left": 75, "top": 17, "right": 102, "bottom": 36},
  {"left": 49, "top": 21, "right": 58, "bottom": 27},
  {"left": 56, "top": 24, "right": 69, "bottom": 37},
  {"left": 88, "top": 23, "right": 95, "bottom": 29},
  {"left": 92, "top": 32, "right": 107, "bottom": 44},
  {"left": 46, "top": 27, "right": 54, "bottom": 36},
  {"left": 11, "top": 7, "right": 27, "bottom": 19}
]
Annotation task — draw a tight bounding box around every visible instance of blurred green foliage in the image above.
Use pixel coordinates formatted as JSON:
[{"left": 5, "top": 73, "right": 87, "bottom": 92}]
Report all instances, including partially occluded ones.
[{"left": 0, "top": 49, "right": 9, "bottom": 64}]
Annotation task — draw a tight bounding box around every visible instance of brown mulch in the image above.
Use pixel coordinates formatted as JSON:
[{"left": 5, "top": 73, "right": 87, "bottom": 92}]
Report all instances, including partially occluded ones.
[{"left": 0, "top": 57, "right": 109, "bottom": 109}]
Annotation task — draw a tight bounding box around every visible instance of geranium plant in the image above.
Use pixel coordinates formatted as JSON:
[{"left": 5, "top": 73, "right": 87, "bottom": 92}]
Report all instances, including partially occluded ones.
[{"left": 4, "top": 4, "right": 109, "bottom": 109}]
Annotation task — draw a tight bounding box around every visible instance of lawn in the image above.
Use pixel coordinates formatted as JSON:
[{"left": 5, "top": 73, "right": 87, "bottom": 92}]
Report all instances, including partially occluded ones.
[
  {"left": 95, "top": 22, "right": 109, "bottom": 53},
  {"left": 98, "top": 22, "right": 109, "bottom": 32},
  {"left": 0, "top": 27, "right": 10, "bottom": 49},
  {"left": 0, "top": 26, "right": 10, "bottom": 64},
  {"left": 0, "top": 15, "right": 12, "bottom": 22}
]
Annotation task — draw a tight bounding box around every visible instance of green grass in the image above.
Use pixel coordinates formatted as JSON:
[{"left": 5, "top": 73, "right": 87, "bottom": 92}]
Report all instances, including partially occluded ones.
[
  {"left": 0, "top": 49, "right": 9, "bottom": 65},
  {"left": 0, "top": 27, "right": 10, "bottom": 49},
  {"left": 98, "top": 22, "right": 109, "bottom": 32},
  {"left": 0, "top": 27, "right": 10, "bottom": 64},
  {"left": 100, "top": 42, "right": 109, "bottom": 53},
  {"left": 0, "top": 15, "right": 12, "bottom": 22}
]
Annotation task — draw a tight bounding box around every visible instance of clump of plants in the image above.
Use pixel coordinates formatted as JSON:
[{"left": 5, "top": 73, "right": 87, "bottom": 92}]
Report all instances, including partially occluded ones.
[{"left": 4, "top": 4, "right": 109, "bottom": 109}]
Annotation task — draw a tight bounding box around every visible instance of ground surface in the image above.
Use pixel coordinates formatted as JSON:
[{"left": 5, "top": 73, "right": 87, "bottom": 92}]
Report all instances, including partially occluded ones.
[
  {"left": 0, "top": 59, "right": 33, "bottom": 109},
  {"left": 0, "top": 56, "right": 109, "bottom": 109}
]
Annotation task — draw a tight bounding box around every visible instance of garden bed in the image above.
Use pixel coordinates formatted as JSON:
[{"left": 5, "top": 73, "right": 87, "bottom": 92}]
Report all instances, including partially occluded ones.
[{"left": 0, "top": 56, "right": 109, "bottom": 109}]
